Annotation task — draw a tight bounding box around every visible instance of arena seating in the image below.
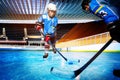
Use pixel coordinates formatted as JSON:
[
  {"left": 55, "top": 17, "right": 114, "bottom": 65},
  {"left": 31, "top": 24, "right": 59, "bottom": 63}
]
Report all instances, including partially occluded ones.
[
  {"left": 0, "top": 27, "right": 8, "bottom": 40},
  {"left": 0, "top": 24, "right": 75, "bottom": 45},
  {"left": 57, "top": 24, "right": 75, "bottom": 40},
  {"left": 0, "top": 21, "right": 108, "bottom": 44},
  {"left": 58, "top": 21, "right": 108, "bottom": 43}
]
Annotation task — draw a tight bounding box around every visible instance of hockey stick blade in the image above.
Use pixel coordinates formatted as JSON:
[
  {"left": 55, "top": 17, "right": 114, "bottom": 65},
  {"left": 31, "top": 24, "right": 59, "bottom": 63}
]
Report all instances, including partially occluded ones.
[{"left": 50, "top": 67, "right": 76, "bottom": 79}]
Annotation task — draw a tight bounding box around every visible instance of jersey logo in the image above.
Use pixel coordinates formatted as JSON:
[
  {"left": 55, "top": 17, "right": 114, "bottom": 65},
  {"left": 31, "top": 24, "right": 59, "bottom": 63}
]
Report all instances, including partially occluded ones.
[
  {"left": 42, "top": 15, "right": 47, "bottom": 19},
  {"left": 94, "top": 6, "right": 108, "bottom": 18},
  {"left": 99, "top": 10, "right": 108, "bottom": 17}
]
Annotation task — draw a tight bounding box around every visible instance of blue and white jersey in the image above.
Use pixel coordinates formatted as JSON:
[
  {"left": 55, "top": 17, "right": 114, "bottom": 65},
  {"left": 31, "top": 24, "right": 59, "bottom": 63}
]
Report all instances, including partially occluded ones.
[
  {"left": 37, "top": 13, "right": 58, "bottom": 36},
  {"left": 89, "top": 0, "right": 119, "bottom": 24}
]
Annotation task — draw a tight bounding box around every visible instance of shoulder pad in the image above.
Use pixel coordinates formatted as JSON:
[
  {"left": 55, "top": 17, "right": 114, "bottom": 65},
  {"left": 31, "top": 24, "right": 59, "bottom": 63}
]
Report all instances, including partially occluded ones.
[{"left": 42, "top": 14, "right": 47, "bottom": 19}]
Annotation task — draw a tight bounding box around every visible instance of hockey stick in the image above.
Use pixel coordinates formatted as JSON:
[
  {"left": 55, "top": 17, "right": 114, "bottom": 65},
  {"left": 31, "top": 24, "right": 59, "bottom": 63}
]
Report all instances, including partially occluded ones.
[
  {"left": 39, "top": 30, "right": 80, "bottom": 64},
  {"left": 73, "top": 38, "right": 113, "bottom": 77},
  {"left": 51, "top": 38, "right": 113, "bottom": 78}
]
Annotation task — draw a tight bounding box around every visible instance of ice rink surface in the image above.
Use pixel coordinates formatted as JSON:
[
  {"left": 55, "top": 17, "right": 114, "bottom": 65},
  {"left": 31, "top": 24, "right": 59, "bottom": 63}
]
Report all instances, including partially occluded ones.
[{"left": 0, "top": 50, "right": 120, "bottom": 80}]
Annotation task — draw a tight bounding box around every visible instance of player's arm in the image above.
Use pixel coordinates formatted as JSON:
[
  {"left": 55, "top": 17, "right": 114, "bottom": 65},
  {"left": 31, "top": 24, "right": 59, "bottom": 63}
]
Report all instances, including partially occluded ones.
[
  {"left": 54, "top": 18, "right": 58, "bottom": 31},
  {"left": 35, "top": 16, "right": 43, "bottom": 31},
  {"left": 107, "top": 21, "right": 120, "bottom": 43}
]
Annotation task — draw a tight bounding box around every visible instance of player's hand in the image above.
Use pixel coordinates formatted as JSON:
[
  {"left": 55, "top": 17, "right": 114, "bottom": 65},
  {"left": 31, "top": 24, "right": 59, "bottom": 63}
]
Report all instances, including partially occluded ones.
[
  {"left": 35, "top": 22, "right": 42, "bottom": 31},
  {"left": 45, "top": 35, "right": 51, "bottom": 43},
  {"left": 36, "top": 25, "right": 42, "bottom": 31},
  {"left": 107, "top": 21, "right": 120, "bottom": 43}
]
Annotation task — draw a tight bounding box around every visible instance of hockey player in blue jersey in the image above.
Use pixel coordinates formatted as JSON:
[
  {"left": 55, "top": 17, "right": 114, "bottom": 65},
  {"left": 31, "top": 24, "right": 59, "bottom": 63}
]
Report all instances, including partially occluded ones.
[
  {"left": 36, "top": 3, "right": 58, "bottom": 58},
  {"left": 81, "top": 0, "right": 120, "bottom": 43}
]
